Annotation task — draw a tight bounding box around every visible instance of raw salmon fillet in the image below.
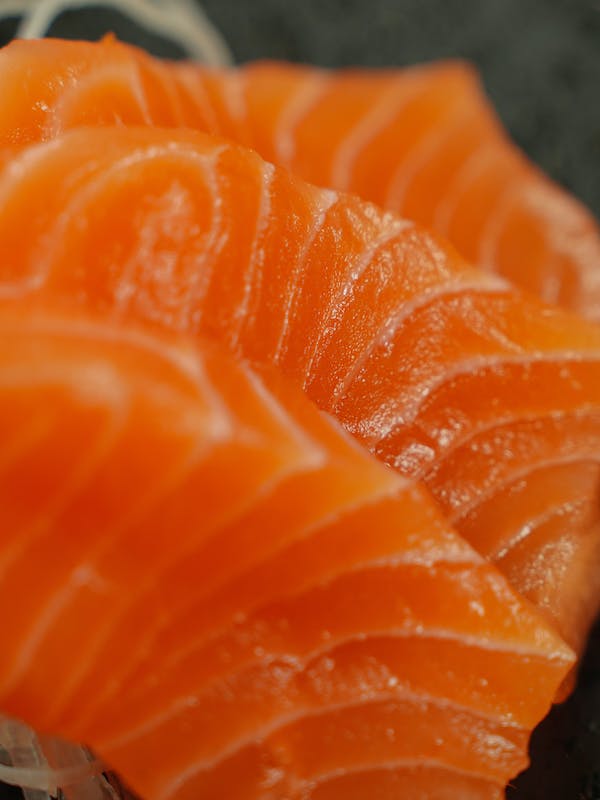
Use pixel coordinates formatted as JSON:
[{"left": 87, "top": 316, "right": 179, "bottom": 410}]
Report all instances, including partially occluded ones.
[
  {"left": 1, "top": 126, "right": 599, "bottom": 664},
  {"left": 0, "top": 302, "right": 573, "bottom": 800},
  {"left": 0, "top": 37, "right": 598, "bottom": 317}
]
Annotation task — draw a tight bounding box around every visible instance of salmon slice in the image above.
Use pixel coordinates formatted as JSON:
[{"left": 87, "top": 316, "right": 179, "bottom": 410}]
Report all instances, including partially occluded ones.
[
  {"left": 0, "top": 303, "right": 573, "bottom": 800},
  {"left": 0, "top": 36, "right": 597, "bottom": 317},
  {"left": 308, "top": 766, "right": 504, "bottom": 800},
  {"left": 1, "top": 125, "right": 599, "bottom": 662}
]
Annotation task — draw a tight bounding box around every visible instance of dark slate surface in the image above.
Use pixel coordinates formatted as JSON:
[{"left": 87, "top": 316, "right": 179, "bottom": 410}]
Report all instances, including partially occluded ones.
[{"left": 0, "top": 1, "right": 599, "bottom": 798}]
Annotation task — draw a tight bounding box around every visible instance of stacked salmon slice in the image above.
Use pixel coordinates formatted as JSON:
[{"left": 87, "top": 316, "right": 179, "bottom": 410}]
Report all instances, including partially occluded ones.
[{"left": 0, "top": 36, "right": 599, "bottom": 800}]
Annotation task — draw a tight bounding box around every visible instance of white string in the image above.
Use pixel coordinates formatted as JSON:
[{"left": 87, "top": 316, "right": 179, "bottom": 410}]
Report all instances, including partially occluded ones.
[
  {"left": 1, "top": 0, "right": 233, "bottom": 65},
  {"left": 0, "top": 1, "right": 35, "bottom": 16},
  {"left": 0, "top": 715, "right": 113, "bottom": 798}
]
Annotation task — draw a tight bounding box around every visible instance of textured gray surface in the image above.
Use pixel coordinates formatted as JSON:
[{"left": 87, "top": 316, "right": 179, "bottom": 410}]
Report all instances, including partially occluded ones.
[
  {"left": 201, "top": 0, "right": 600, "bottom": 217},
  {"left": 0, "top": 1, "right": 598, "bottom": 798},
  {"left": 2, "top": 0, "right": 597, "bottom": 214}
]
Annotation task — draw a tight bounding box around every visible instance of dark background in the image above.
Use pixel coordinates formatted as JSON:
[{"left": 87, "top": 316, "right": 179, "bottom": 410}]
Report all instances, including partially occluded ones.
[{"left": 0, "top": 1, "right": 599, "bottom": 798}]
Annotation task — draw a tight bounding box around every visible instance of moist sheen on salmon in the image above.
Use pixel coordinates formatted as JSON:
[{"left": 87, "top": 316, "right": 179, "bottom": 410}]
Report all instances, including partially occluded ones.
[
  {"left": 0, "top": 303, "right": 573, "bottom": 800},
  {"left": 1, "top": 126, "right": 599, "bottom": 666},
  {"left": 0, "top": 36, "right": 598, "bottom": 317}
]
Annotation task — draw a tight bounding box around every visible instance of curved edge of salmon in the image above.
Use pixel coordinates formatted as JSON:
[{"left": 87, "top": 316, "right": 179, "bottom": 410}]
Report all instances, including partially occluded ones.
[
  {"left": 0, "top": 300, "right": 575, "bottom": 800},
  {"left": 0, "top": 36, "right": 597, "bottom": 320}
]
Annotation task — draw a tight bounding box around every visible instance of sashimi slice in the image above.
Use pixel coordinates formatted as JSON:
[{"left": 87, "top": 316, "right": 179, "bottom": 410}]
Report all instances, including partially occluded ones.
[
  {"left": 0, "top": 37, "right": 597, "bottom": 316},
  {"left": 0, "top": 304, "right": 573, "bottom": 800},
  {"left": 0, "top": 302, "right": 394, "bottom": 726},
  {"left": 26, "top": 370, "right": 407, "bottom": 733},
  {"left": 1, "top": 126, "right": 599, "bottom": 661},
  {"left": 81, "top": 564, "right": 567, "bottom": 754},
  {"left": 308, "top": 766, "right": 503, "bottom": 800},
  {"left": 458, "top": 462, "right": 600, "bottom": 658},
  {"left": 103, "top": 696, "right": 530, "bottom": 800}
]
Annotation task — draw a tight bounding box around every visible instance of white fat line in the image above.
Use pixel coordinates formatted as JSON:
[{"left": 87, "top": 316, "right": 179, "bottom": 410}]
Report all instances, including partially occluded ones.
[
  {"left": 0, "top": 311, "right": 234, "bottom": 436},
  {"left": 238, "top": 361, "right": 326, "bottom": 470},
  {"left": 174, "top": 63, "right": 221, "bottom": 133},
  {"left": 66, "top": 468, "right": 414, "bottom": 735},
  {"left": 102, "top": 553, "right": 483, "bottom": 716},
  {"left": 228, "top": 160, "right": 276, "bottom": 348},
  {"left": 331, "top": 277, "right": 510, "bottom": 407},
  {"left": 304, "top": 758, "right": 508, "bottom": 796},
  {"left": 433, "top": 142, "right": 498, "bottom": 234},
  {"left": 275, "top": 68, "right": 330, "bottom": 167},
  {"left": 99, "top": 596, "right": 569, "bottom": 759},
  {"left": 369, "top": 350, "right": 600, "bottom": 449},
  {"left": 48, "top": 59, "right": 154, "bottom": 132},
  {"left": 303, "top": 218, "right": 413, "bottom": 384},
  {"left": 384, "top": 94, "right": 473, "bottom": 211},
  {"left": 152, "top": 686, "right": 529, "bottom": 799},
  {"left": 330, "top": 73, "right": 429, "bottom": 192},
  {"left": 422, "top": 405, "right": 600, "bottom": 486},
  {"left": 272, "top": 188, "right": 339, "bottom": 364},
  {"left": 448, "top": 451, "right": 600, "bottom": 527},
  {"left": 490, "top": 496, "right": 592, "bottom": 563}
]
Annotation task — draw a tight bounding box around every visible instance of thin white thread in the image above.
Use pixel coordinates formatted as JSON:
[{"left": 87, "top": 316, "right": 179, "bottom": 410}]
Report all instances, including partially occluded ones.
[{"left": 4, "top": 0, "right": 233, "bottom": 65}]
